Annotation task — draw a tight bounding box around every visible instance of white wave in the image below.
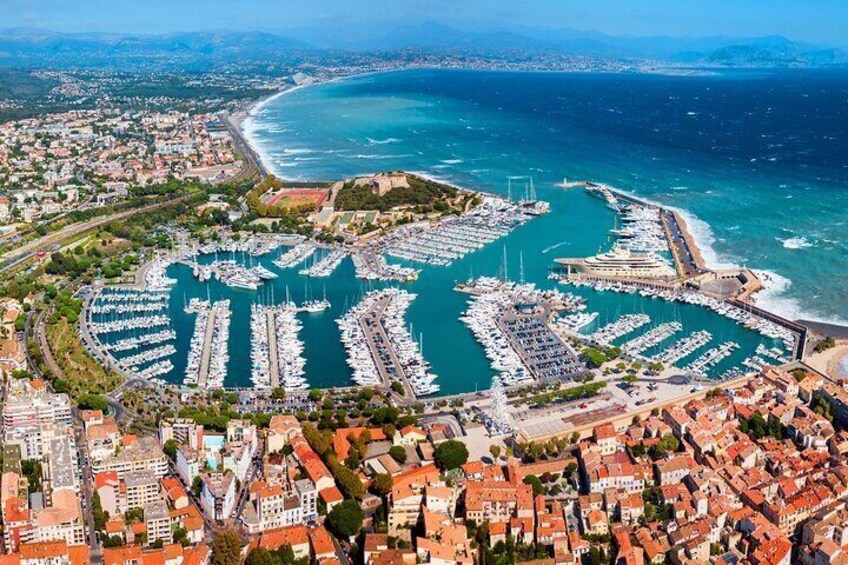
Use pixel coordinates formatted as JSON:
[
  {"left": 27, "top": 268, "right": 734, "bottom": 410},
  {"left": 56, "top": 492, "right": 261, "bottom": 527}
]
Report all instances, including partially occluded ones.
[
  {"left": 669, "top": 186, "right": 688, "bottom": 191},
  {"left": 350, "top": 153, "right": 412, "bottom": 160},
  {"left": 367, "top": 137, "right": 402, "bottom": 145},
  {"left": 283, "top": 148, "right": 314, "bottom": 155},
  {"left": 542, "top": 241, "right": 570, "bottom": 254},
  {"left": 751, "top": 270, "right": 847, "bottom": 325},
  {"left": 441, "top": 159, "right": 463, "bottom": 165},
  {"left": 666, "top": 205, "right": 738, "bottom": 270},
  {"left": 779, "top": 236, "right": 814, "bottom": 249}
]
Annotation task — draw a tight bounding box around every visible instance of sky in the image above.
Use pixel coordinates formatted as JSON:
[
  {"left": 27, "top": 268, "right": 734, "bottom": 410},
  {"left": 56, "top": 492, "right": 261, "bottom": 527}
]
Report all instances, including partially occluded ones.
[{"left": 3, "top": 0, "right": 847, "bottom": 46}]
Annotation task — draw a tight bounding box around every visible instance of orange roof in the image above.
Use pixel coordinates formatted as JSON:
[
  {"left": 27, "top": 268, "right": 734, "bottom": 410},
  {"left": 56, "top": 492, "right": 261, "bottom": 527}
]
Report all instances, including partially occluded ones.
[
  {"left": 20, "top": 541, "right": 68, "bottom": 560},
  {"left": 4, "top": 497, "right": 29, "bottom": 523},
  {"left": 399, "top": 425, "right": 425, "bottom": 438},
  {"left": 106, "top": 517, "right": 126, "bottom": 533},
  {"left": 103, "top": 546, "right": 143, "bottom": 565},
  {"left": 309, "top": 525, "right": 335, "bottom": 557},
  {"left": 320, "top": 486, "right": 344, "bottom": 504},
  {"left": 331, "top": 427, "right": 387, "bottom": 460},
  {"left": 257, "top": 525, "right": 310, "bottom": 550},
  {"left": 68, "top": 545, "right": 91, "bottom": 565},
  {"left": 95, "top": 471, "right": 120, "bottom": 489},
  {"left": 182, "top": 546, "right": 209, "bottom": 565}
]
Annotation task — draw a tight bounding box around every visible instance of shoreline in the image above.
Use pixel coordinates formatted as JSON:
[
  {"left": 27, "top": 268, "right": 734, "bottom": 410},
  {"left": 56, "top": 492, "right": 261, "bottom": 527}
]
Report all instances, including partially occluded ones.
[
  {"left": 596, "top": 183, "right": 847, "bottom": 327},
  {"left": 237, "top": 67, "right": 844, "bottom": 330},
  {"left": 241, "top": 70, "right": 397, "bottom": 178}
]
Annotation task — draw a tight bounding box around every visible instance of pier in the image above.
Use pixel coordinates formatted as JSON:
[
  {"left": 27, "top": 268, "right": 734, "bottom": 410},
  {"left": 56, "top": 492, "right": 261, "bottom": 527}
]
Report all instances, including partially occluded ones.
[
  {"left": 197, "top": 306, "right": 219, "bottom": 389},
  {"left": 603, "top": 186, "right": 705, "bottom": 277},
  {"left": 726, "top": 298, "right": 808, "bottom": 360},
  {"left": 358, "top": 295, "right": 417, "bottom": 399},
  {"left": 265, "top": 309, "right": 280, "bottom": 389}
]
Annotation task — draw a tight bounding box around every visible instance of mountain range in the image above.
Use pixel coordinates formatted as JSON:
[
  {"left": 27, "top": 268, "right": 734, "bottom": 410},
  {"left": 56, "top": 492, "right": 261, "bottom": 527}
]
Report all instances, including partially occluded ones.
[{"left": 0, "top": 25, "right": 845, "bottom": 70}]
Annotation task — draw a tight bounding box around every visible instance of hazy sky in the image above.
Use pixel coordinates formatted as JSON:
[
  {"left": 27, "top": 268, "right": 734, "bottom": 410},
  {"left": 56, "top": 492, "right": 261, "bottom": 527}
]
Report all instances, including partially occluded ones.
[{"left": 3, "top": 0, "right": 846, "bottom": 46}]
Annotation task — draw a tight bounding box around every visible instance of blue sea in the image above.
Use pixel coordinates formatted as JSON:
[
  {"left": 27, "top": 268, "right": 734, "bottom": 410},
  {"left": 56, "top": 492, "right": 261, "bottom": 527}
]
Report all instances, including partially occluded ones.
[
  {"left": 97, "top": 68, "right": 848, "bottom": 394},
  {"left": 246, "top": 68, "right": 848, "bottom": 324}
]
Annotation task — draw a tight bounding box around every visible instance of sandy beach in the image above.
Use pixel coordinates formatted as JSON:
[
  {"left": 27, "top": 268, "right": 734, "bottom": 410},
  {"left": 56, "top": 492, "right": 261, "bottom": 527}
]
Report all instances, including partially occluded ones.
[{"left": 806, "top": 341, "right": 848, "bottom": 380}]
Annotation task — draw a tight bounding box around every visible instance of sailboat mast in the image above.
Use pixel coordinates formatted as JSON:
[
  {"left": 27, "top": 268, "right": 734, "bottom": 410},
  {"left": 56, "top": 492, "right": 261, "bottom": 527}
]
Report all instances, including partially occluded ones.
[{"left": 519, "top": 251, "right": 525, "bottom": 285}]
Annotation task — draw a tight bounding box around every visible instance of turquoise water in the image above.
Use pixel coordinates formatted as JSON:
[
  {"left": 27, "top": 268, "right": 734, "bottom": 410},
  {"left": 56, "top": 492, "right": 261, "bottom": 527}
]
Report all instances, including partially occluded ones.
[
  {"left": 247, "top": 68, "right": 848, "bottom": 324},
  {"left": 99, "top": 68, "right": 847, "bottom": 393}
]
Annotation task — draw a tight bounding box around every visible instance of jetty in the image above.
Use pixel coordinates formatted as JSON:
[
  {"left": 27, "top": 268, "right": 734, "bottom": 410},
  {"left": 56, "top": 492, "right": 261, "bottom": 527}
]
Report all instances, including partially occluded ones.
[
  {"left": 265, "top": 309, "right": 280, "bottom": 388},
  {"left": 197, "top": 308, "right": 218, "bottom": 388}
]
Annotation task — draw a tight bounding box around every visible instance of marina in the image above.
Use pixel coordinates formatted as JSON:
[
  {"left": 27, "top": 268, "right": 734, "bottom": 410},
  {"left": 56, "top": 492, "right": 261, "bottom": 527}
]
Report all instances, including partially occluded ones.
[
  {"left": 337, "top": 288, "right": 439, "bottom": 397},
  {"left": 459, "top": 278, "right": 585, "bottom": 385},
  {"left": 383, "top": 196, "right": 547, "bottom": 266},
  {"left": 89, "top": 314, "right": 171, "bottom": 334},
  {"left": 563, "top": 277, "right": 797, "bottom": 352},
  {"left": 589, "top": 314, "right": 652, "bottom": 345},
  {"left": 184, "top": 299, "right": 231, "bottom": 388},
  {"left": 619, "top": 321, "right": 683, "bottom": 356},
  {"left": 656, "top": 330, "right": 713, "bottom": 365},
  {"left": 107, "top": 329, "right": 177, "bottom": 353},
  {"left": 250, "top": 303, "right": 307, "bottom": 390},
  {"left": 79, "top": 175, "right": 802, "bottom": 395},
  {"left": 273, "top": 241, "right": 316, "bottom": 269},
  {"left": 351, "top": 250, "right": 419, "bottom": 281},
  {"left": 684, "top": 341, "right": 740, "bottom": 377},
  {"left": 299, "top": 248, "right": 348, "bottom": 277}
]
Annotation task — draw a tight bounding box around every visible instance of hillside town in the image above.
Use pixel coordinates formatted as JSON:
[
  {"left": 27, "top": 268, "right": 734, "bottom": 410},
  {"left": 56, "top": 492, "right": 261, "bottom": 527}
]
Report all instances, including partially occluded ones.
[
  {"left": 3, "top": 361, "right": 848, "bottom": 565},
  {"left": 0, "top": 109, "right": 241, "bottom": 225}
]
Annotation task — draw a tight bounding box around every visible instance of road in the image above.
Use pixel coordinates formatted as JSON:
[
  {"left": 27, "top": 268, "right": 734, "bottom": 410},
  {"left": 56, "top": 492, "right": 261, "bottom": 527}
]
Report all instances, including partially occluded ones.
[
  {"left": 0, "top": 195, "right": 191, "bottom": 276},
  {"left": 74, "top": 423, "right": 103, "bottom": 564}
]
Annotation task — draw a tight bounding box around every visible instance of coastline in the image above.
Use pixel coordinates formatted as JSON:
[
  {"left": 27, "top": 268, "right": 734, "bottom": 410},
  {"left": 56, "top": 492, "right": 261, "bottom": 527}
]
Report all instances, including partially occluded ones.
[
  {"left": 600, "top": 184, "right": 846, "bottom": 326},
  {"left": 237, "top": 67, "right": 844, "bottom": 329},
  {"left": 241, "top": 70, "right": 397, "bottom": 178}
]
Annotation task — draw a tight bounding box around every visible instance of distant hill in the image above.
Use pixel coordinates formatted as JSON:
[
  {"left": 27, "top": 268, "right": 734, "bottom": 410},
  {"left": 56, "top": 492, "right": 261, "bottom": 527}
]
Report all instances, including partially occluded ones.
[
  {"left": 0, "top": 29, "right": 313, "bottom": 70},
  {"left": 0, "top": 26, "right": 844, "bottom": 70}
]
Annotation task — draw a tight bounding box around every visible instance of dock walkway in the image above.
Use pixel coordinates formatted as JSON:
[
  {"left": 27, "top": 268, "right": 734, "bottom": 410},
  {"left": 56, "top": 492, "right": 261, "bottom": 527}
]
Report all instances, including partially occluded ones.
[
  {"left": 358, "top": 297, "right": 417, "bottom": 399},
  {"left": 197, "top": 307, "right": 219, "bottom": 388},
  {"left": 266, "top": 310, "right": 280, "bottom": 388}
]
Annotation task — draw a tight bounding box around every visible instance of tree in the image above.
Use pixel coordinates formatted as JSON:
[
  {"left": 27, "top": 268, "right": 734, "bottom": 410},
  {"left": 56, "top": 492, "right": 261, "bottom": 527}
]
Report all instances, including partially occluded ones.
[
  {"left": 523, "top": 474, "right": 544, "bottom": 496},
  {"left": 658, "top": 433, "right": 680, "bottom": 452},
  {"left": 212, "top": 530, "right": 243, "bottom": 565},
  {"left": 489, "top": 445, "right": 502, "bottom": 461},
  {"left": 77, "top": 393, "right": 108, "bottom": 412},
  {"left": 245, "top": 548, "right": 278, "bottom": 565},
  {"left": 163, "top": 439, "right": 178, "bottom": 460},
  {"left": 329, "top": 460, "right": 365, "bottom": 500},
  {"left": 326, "top": 499, "right": 363, "bottom": 538},
  {"left": 91, "top": 490, "right": 108, "bottom": 531},
  {"left": 371, "top": 473, "right": 394, "bottom": 498},
  {"left": 434, "top": 440, "right": 469, "bottom": 470},
  {"left": 388, "top": 445, "right": 407, "bottom": 464}
]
